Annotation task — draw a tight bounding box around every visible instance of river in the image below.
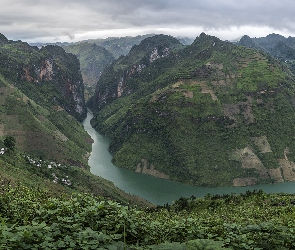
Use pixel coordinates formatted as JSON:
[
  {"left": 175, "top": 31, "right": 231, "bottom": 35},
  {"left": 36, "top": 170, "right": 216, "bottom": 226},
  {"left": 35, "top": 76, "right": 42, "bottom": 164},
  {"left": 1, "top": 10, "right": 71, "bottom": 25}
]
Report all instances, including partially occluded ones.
[{"left": 83, "top": 111, "right": 295, "bottom": 205}]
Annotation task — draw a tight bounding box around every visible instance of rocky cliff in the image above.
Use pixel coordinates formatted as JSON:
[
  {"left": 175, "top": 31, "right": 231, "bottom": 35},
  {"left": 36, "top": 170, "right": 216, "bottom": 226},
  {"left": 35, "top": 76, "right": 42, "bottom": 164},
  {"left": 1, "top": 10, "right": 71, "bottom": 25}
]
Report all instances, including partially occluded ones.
[
  {"left": 88, "top": 34, "right": 184, "bottom": 110},
  {"left": 0, "top": 35, "right": 86, "bottom": 121}
]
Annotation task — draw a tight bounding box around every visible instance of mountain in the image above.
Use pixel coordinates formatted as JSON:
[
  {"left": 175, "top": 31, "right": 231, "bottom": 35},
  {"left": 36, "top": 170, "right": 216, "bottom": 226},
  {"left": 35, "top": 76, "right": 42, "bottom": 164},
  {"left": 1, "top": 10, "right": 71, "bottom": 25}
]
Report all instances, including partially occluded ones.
[
  {"left": 62, "top": 43, "right": 115, "bottom": 100},
  {"left": 61, "top": 35, "right": 154, "bottom": 98},
  {"left": 0, "top": 37, "right": 87, "bottom": 121},
  {"left": 89, "top": 33, "right": 295, "bottom": 187},
  {"left": 88, "top": 34, "right": 185, "bottom": 110},
  {"left": 84, "top": 34, "right": 155, "bottom": 59},
  {"left": 238, "top": 33, "right": 295, "bottom": 73},
  {"left": 0, "top": 33, "right": 152, "bottom": 207},
  {"left": 0, "top": 34, "right": 88, "bottom": 164}
]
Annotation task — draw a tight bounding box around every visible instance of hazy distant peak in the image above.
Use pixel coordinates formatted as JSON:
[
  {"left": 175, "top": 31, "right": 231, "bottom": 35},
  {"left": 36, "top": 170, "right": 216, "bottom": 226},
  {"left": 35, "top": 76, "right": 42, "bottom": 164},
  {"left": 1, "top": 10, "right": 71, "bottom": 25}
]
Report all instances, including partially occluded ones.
[
  {"left": 239, "top": 35, "right": 256, "bottom": 48},
  {"left": 265, "top": 33, "right": 285, "bottom": 39}
]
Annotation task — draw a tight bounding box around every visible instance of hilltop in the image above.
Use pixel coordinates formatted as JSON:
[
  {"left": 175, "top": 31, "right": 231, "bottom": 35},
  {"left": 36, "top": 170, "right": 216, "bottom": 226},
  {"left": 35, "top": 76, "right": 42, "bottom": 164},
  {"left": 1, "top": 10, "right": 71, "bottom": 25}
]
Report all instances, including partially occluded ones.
[{"left": 89, "top": 33, "right": 295, "bottom": 187}]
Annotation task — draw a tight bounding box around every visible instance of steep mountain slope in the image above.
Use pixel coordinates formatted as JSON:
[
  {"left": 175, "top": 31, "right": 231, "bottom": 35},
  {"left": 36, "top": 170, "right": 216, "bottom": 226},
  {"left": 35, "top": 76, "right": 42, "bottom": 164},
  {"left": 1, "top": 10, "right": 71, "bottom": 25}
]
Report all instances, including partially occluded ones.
[
  {"left": 89, "top": 33, "right": 295, "bottom": 187},
  {"left": 85, "top": 34, "right": 155, "bottom": 59},
  {"left": 63, "top": 43, "right": 115, "bottom": 99},
  {"left": 56, "top": 35, "right": 190, "bottom": 100},
  {"left": 239, "top": 33, "right": 295, "bottom": 73},
  {"left": 0, "top": 35, "right": 86, "bottom": 121},
  {"left": 0, "top": 34, "right": 89, "bottom": 177},
  {"left": 0, "top": 33, "right": 152, "bottom": 207},
  {"left": 0, "top": 72, "right": 90, "bottom": 168},
  {"left": 62, "top": 35, "right": 154, "bottom": 99}
]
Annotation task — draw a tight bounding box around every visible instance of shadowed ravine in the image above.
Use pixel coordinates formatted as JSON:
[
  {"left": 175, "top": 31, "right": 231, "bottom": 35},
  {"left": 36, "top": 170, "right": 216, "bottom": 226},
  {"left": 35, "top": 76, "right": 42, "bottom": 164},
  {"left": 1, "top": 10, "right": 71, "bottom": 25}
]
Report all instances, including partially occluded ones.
[{"left": 83, "top": 111, "right": 295, "bottom": 205}]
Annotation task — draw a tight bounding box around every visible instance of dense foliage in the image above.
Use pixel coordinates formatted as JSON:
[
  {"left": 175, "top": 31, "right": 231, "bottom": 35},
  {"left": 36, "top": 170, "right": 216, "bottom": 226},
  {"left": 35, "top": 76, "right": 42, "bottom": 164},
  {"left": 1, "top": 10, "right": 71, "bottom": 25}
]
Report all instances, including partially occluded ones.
[
  {"left": 1, "top": 185, "right": 295, "bottom": 249},
  {"left": 89, "top": 33, "right": 295, "bottom": 187},
  {"left": 0, "top": 72, "right": 91, "bottom": 166},
  {"left": 238, "top": 33, "right": 295, "bottom": 76}
]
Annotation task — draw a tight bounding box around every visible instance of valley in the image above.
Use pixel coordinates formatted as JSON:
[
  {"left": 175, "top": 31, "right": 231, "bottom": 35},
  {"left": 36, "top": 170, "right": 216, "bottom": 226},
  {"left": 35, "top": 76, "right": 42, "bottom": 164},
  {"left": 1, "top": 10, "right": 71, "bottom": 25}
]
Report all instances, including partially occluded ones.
[
  {"left": 2, "top": 31, "right": 295, "bottom": 249},
  {"left": 84, "top": 109, "right": 295, "bottom": 205}
]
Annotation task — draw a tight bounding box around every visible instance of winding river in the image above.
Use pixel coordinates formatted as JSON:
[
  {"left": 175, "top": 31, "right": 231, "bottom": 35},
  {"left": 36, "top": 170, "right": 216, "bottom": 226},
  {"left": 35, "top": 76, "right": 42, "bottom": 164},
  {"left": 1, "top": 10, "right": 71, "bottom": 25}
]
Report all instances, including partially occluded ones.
[{"left": 83, "top": 111, "right": 295, "bottom": 205}]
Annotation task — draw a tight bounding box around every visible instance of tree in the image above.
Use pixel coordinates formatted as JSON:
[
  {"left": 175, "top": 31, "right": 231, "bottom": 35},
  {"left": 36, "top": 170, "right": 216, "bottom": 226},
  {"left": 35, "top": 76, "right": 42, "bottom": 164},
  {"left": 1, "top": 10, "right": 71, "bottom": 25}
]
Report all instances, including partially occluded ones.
[{"left": 4, "top": 136, "right": 16, "bottom": 152}]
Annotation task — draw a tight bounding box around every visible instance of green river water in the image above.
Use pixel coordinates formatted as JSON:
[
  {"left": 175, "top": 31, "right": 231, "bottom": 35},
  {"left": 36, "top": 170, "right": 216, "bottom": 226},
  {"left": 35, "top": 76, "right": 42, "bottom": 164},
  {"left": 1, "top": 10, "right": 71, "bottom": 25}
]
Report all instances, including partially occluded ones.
[{"left": 83, "top": 111, "right": 295, "bottom": 205}]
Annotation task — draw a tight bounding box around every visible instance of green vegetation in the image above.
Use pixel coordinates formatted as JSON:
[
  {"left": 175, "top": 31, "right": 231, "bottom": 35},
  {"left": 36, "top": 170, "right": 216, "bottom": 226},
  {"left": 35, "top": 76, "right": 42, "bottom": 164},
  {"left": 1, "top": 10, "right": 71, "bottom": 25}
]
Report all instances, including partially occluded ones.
[
  {"left": 0, "top": 138, "right": 152, "bottom": 207},
  {"left": 0, "top": 74, "right": 90, "bottom": 167},
  {"left": 1, "top": 186, "right": 295, "bottom": 249},
  {"left": 89, "top": 33, "right": 295, "bottom": 187},
  {"left": 0, "top": 38, "right": 86, "bottom": 121},
  {"left": 62, "top": 35, "right": 160, "bottom": 99},
  {"left": 63, "top": 43, "right": 115, "bottom": 98},
  {"left": 239, "top": 33, "right": 295, "bottom": 77},
  {"left": 3, "top": 136, "right": 15, "bottom": 152},
  {"left": 0, "top": 33, "right": 91, "bottom": 170}
]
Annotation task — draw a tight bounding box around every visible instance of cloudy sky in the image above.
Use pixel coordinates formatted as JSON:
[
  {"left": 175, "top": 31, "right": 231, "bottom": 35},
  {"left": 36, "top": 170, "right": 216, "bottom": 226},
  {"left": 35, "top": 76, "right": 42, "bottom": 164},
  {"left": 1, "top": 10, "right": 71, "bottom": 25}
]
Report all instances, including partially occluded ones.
[{"left": 1, "top": 0, "right": 295, "bottom": 43}]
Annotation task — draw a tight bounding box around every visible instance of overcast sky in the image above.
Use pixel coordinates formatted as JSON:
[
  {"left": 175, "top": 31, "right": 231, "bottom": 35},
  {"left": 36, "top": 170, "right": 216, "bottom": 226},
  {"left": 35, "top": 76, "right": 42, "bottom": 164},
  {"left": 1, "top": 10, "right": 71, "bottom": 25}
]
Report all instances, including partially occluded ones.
[{"left": 1, "top": 0, "right": 295, "bottom": 43}]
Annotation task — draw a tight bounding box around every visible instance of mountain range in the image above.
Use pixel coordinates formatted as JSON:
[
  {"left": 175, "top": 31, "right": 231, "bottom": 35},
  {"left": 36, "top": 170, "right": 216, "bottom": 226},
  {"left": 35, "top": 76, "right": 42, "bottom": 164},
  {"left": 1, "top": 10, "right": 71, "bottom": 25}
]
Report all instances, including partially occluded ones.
[
  {"left": 238, "top": 33, "right": 295, "bottom": 75},
  {"left": 0, "top": 33, "right": 151, "bottom": 207},
  {"left": 88, "top": 33, "right": 295, "bottom": 187},
  {"left": 3, "top": 31, "right": 295, "bottom": 189},
  {"left": 32, "top": 35, "right": 194, "bottom": 100},
  {"left": 2, "top": 31, "right": 295, "bottom": 249}
]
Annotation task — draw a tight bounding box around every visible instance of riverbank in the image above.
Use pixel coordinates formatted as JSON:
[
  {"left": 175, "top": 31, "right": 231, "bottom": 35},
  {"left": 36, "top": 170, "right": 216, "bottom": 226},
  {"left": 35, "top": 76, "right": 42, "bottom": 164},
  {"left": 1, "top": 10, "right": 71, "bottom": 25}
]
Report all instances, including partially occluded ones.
[{"left": 83, "top": 111, "right": 295, "bottom": 205}]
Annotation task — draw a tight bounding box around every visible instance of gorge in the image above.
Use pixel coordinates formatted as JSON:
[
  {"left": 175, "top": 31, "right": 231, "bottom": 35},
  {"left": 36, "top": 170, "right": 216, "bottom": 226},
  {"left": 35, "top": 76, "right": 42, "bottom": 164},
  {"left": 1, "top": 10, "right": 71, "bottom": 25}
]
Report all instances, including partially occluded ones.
[{"left": 83, "top": 110, "right": 295, "bottom": 205}]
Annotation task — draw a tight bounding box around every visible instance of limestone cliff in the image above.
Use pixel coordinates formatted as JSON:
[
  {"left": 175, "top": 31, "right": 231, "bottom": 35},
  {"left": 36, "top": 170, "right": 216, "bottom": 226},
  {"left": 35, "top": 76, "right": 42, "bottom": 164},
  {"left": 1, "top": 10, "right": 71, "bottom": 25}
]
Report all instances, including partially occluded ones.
[
  {"left": 0, "top": 36, "right": 86, "bottom": 121},
  {"left": 88, "top": 34, "right": 183, "bottom": 111}
]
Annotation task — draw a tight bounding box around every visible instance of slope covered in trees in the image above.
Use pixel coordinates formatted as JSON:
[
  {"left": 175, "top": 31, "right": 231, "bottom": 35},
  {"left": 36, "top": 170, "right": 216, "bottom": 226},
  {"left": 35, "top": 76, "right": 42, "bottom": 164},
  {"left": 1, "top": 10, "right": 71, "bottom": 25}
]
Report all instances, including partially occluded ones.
[
  {"left": 0, "top": 33, "right": 152, "bottom": 207},
  {"left": 89, "top": 33, "right": 295, "bottom": 187}
]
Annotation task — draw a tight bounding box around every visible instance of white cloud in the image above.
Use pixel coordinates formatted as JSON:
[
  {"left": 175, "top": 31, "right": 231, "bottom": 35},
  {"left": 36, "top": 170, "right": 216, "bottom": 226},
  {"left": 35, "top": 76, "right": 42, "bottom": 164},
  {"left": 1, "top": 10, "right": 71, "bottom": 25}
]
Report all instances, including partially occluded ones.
[{"left": 1, "top": 0, "right": 295, "bottom": 42}]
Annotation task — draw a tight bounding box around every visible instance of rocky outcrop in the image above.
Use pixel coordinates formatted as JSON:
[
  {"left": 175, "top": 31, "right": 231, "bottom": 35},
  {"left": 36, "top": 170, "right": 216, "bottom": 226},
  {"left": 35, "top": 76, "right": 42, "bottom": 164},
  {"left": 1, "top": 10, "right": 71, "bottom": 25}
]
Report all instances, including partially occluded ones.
[
  {"left": 18, "top": 45, "right": 87, "bottom": 121},
  {"left": 89, "top": 34, "right": 183, "bottom": 111},
  {"left": 149, "top": 47, "right": 170, "bottom": 62},
  {"left": 0, "top": 34, "right": 86, "bottom": 121},
  {"left": 39, "top": 58, "right": 54, "bottom": 81}
]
